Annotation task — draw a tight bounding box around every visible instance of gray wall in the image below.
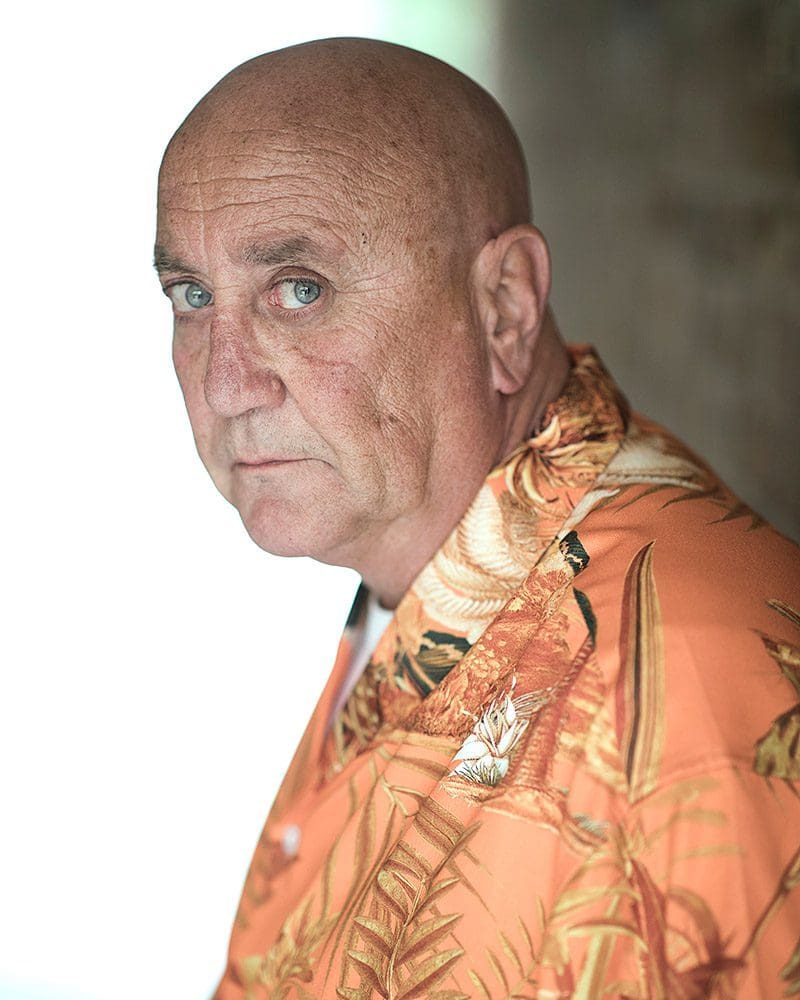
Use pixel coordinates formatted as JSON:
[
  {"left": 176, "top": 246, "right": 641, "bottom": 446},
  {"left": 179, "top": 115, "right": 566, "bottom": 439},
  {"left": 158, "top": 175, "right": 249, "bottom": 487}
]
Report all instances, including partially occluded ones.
[{"left": 496, "top": 0, "right": 799, "bottom": 539}]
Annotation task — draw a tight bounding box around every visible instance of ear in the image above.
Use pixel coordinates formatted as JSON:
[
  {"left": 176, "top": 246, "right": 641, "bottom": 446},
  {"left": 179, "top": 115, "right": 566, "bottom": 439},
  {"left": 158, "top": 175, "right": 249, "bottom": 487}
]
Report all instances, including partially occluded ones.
[{"left": 471, "top": 224, "right": 551, "bottom": 394}]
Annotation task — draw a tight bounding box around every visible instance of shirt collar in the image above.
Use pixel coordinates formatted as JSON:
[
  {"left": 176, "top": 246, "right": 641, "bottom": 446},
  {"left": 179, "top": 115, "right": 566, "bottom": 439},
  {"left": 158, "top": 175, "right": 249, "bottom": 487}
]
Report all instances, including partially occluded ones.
[{"left": 361, "top": 346, "right": 628, "bottom": 724}]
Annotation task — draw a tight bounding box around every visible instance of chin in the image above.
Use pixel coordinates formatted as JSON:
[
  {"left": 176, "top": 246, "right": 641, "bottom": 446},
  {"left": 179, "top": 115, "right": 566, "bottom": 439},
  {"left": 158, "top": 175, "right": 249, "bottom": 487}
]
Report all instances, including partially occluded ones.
[
  {"left": 243, "top": 519, "right": 316, "bottom": 558},
  {"left": 236, "top": 495, "right": 347, "bottom": 562}
]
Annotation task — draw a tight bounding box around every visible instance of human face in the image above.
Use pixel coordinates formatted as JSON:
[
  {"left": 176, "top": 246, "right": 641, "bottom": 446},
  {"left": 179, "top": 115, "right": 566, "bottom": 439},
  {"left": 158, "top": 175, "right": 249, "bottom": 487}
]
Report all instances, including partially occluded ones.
[{"left": 155, "top": 122, "right": 495, "bottom": 572}]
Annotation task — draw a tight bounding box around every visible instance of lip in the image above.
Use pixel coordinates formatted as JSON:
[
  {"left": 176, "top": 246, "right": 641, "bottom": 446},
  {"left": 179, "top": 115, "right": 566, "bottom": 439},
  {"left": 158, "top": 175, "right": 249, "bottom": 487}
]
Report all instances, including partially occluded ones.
[{"left": 235, "top": 457, "right": 307, "bottom": 468}]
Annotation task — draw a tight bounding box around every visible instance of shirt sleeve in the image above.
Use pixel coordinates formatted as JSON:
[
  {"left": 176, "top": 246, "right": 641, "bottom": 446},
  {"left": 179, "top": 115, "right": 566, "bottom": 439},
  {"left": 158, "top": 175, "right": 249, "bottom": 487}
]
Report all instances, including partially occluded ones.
[{"left": 539, "top": 760, "right": 800, "bottom": 998}]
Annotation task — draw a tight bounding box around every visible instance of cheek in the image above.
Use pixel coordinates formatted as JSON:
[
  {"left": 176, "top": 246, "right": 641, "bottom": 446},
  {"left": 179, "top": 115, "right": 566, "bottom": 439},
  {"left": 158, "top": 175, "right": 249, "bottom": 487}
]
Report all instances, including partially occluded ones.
[
  {"left": 172, "top": 326, "right": 207, "bottom": 396},
  {"left": 172, "top": 334, "right": 216, "bottom": 446},
  {"left": 286, "top": 335, "right": 432, "bottom": 505},
  {"left": 288, "top": 338, "right": 382, "bottom": 426}
]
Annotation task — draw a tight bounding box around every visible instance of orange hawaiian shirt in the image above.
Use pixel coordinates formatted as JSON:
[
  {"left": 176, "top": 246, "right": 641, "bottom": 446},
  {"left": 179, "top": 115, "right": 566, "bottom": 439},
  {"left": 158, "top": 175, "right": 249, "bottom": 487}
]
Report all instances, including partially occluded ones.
[{"left": 215, "top": 347, "right": 800, "bottom": 1000}]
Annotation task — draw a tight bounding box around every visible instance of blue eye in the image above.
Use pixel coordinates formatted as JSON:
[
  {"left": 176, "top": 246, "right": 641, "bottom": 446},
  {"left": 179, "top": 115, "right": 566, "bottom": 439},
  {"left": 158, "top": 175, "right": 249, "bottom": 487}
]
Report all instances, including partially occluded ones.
[
  {"left": 274, "top": 278, "right": 321, "bottom": 310},
  {"left": 293, "top": 280, "right": 320, "bottom": 305},
  {"left": 167, "top": 282, "right": 213, "bottom": 312}
]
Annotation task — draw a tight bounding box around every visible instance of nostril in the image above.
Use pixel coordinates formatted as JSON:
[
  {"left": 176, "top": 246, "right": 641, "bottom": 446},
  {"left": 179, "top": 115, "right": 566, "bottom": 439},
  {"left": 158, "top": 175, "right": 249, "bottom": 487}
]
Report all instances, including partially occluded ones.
[{"left": 204, "top": 347, "right": 286, "bottom": 417}]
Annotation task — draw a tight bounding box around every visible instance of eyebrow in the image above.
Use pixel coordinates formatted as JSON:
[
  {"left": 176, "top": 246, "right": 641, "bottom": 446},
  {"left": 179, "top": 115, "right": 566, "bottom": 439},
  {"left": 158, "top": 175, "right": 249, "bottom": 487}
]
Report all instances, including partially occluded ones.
[
  {"left": 153, "top": 245, "right": 192, "bottom": 274},
  {"left": 241, "top": 236, "right": 319, "bottom": 266},
  {"left": 153, "top": 236, "right": 326, "bottom": 276}
]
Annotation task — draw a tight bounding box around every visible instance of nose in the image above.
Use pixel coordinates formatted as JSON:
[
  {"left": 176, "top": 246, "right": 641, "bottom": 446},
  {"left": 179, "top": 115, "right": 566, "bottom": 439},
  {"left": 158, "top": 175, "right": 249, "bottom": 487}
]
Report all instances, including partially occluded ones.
[{"left": 203, "top": 311, "right": 286, "bottom": 417}]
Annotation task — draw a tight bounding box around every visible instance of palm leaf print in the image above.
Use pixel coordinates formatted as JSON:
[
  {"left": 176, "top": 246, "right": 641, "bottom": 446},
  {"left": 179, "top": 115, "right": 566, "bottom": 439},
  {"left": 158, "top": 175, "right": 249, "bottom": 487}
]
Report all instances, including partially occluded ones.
[
  {"left": 780, "top": 936, "right": 800, "bottom": 995},
  {"left": 539, "top": 782, "right": 743, "bottom": 998},
  {"left": 754, "top": 706, "right": 800, "bottom": 782},
  {"left": 739, "top": 844, "right": 800, "bottom": 995},
  {"left": 345, "top": 803, "right": 478, "bottom": 998},
  {"left": 768, "top": 599, "right": 800, "bottom": 634},
  {"left": 753, "top": 600, "right": 800, "bottom": 781},
  {"left": 615, "top": 541, "right": 665, "bottom": 801}
]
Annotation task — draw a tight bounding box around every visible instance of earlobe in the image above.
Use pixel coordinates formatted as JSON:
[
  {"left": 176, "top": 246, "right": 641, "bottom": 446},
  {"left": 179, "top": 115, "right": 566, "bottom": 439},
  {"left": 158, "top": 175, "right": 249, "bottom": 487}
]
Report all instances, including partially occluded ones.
[{"left": 473, "top": 225, "right": 551, "bottom": 395}]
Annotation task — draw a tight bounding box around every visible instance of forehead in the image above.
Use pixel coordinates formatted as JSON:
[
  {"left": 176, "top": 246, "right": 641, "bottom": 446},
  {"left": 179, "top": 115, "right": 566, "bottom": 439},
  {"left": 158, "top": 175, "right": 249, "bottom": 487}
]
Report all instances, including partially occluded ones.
[{"left": 157, "top": 123, "right": 405, "bottom": 261}]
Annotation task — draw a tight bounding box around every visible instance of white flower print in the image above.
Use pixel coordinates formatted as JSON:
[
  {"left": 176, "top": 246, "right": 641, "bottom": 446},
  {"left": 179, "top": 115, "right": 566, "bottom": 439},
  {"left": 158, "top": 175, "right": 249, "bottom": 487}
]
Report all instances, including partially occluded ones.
[{"left": 450, "top": 683, "right": 531, "bottom": 786}]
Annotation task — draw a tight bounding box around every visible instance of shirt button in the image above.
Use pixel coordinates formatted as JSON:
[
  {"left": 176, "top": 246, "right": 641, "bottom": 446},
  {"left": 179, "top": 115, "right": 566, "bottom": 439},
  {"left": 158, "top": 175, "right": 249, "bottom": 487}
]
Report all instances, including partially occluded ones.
[{"left": 281, "top": 824, "right": 301, "bottom": 859}]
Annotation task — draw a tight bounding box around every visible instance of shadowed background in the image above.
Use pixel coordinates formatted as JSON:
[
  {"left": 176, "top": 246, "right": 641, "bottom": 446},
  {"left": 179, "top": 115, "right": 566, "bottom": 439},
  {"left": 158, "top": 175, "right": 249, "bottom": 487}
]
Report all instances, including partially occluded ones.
[
  {"left": 1, "top": 2, "right": 797, "bottom": 999},
  {"left": 495, "top": 0, "right": 799, "bottom": 539}
]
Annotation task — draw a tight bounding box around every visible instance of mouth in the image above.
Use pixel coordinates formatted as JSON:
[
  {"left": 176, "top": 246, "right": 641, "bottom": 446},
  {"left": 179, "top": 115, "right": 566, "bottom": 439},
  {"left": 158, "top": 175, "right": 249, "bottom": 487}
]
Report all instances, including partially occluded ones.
[{"left": 234, "top": 457, "right": 308, "bottom": 470}]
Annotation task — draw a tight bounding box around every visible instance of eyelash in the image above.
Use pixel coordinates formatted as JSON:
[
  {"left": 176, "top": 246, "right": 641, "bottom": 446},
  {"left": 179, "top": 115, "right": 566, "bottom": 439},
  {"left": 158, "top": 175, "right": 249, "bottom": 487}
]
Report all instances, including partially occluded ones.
[
  {"left": 163, "top": 280, "right": 209, "bottom": 313},
  {"left": 164, "top": 274, "right": 327, "bottom": 320},
  {"left": 269, "top": 274, "right": 326, "bottom": 318}
]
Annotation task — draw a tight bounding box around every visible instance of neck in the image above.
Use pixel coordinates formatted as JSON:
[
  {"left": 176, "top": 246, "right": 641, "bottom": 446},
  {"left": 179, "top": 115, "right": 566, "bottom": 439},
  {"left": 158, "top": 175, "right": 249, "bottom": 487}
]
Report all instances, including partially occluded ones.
[{"left": 343, "top": 456, "right": 497, "bottom": 609}]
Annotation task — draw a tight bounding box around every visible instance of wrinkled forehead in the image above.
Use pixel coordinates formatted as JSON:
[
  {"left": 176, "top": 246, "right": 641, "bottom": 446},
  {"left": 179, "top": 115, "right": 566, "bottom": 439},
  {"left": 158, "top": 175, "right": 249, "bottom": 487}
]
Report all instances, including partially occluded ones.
[{"left": 158, "top": 118, "right": 416, "bottom": 257}]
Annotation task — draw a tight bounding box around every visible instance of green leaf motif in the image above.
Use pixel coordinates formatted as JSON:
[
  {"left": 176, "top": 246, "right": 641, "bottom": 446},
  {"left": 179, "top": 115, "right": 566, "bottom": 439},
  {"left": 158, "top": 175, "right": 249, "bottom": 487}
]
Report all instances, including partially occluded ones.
[
  {"left": 396, "top": 949, "right": 465, "bottom": 999},
  {"left": 353, "top": 915, "right": 394, "bottom": 956},
  {"left": 754, "top": 705, "right": 800, "bottom": 781},
  {"left": 377, "top": 869, "right": 409, "bottom": 919},
  {"left": 467, "top": 967, "right": 492, "bottom": 999},
  {"left": 397, "top": 912, "right": 462, "bottom": 964},
  {"left": 418, "top": 876, "right": 460, "bottom": 916},
  {"left": 567, "top": 918, "right": 646, "bottom": 947},
  {"left": 616, "top": 540, "right": 665, "bottom": 802},
  {"left": 346, "top": 949, "right": 388, "bottom": 996},
  {"left": 753, "top": 600, "right": 800, "bottom": 781},
  {"left": 781, "top": 936, "right": 800, "bottom": 995},
  {"left": 499, "top": 929, "right": 525, "bottom": 976}
]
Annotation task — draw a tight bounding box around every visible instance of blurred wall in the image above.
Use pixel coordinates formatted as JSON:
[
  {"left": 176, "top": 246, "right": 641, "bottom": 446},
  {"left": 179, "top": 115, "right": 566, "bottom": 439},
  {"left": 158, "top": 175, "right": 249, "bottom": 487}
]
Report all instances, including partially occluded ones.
[{"left": 496, "top": 0, "right": 799, "bottom": 539}]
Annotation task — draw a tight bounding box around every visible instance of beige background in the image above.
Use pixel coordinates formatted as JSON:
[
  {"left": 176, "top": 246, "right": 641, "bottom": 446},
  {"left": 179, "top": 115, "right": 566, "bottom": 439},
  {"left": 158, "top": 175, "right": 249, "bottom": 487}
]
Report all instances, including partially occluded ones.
[{"left": 495, "top": 0, "right": 799, "bottom": 540}]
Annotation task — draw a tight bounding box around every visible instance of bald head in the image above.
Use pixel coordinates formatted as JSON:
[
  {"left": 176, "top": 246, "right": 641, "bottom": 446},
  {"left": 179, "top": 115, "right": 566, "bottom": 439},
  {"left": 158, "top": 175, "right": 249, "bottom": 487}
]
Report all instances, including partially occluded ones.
[
  {"left": 156, "top": 38, "right": 566, "bottom": 604},
  {"left": 161, "top": 38, "right": 530, "bottom": 259}
]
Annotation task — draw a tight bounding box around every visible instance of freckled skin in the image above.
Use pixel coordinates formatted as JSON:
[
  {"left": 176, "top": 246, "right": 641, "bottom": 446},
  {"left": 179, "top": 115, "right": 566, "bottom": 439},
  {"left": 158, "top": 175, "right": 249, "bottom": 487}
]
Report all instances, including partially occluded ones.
[{"left": 156, "top": 39, "right": 568, "bottom": 606}]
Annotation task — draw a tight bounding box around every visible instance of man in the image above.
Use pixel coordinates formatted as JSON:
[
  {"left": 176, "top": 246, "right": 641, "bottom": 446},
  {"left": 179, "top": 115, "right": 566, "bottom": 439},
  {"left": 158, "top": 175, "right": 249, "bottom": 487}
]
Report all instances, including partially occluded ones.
[{"left": 155, "top": 38, "right": 800, "bottom": 999}]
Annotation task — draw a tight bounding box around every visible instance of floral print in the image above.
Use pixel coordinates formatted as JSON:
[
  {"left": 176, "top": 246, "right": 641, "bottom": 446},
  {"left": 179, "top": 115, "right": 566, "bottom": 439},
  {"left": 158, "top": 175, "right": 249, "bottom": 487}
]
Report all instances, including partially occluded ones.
[
  {"left": 214, "top": 347, "right": 800, "bottom": 1000},
  {"left": 450, "top": 683, "right": 532, "bottom": 786}
]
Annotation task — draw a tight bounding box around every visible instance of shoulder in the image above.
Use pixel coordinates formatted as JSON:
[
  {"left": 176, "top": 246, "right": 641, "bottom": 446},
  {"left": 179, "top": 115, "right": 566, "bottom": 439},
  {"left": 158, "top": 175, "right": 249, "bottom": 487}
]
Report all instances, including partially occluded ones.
[
  {"left": 576, "top": 411, "right": 799, "bottom": 633},
  {"left": 572, "top": 413, "right": 800, "bottom": 779}
]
